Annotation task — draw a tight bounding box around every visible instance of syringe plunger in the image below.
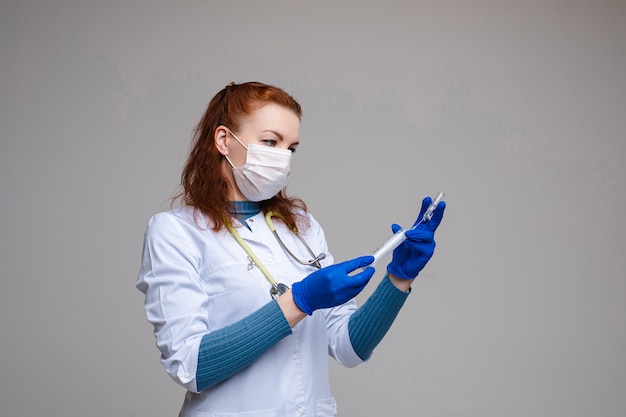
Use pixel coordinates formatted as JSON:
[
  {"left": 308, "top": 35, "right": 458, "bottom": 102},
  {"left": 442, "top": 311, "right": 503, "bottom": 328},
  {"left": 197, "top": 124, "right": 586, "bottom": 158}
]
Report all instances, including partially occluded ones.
[{"left": 420, "top": 191, "right": 446, "bottom": 223}]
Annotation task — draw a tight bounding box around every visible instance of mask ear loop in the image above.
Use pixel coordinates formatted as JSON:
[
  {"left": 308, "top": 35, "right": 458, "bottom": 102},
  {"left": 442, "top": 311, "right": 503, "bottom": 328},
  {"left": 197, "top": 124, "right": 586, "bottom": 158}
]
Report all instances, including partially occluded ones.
[
  {"left": 227, "top": 129, "right": 248, "bottom": 149},
  {"left": 223, "top": 128, "right": 249, "bottom": 170},
  {"left": 224, "top": 155, "right": 236, "bottom": 169}
]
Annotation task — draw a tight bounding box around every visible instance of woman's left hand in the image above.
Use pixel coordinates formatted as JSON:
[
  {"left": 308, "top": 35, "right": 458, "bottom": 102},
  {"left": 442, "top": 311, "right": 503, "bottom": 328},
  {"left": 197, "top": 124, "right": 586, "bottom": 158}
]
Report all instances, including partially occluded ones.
[{"left": 387, "top": 196, "right": 446, "bottom": 280}]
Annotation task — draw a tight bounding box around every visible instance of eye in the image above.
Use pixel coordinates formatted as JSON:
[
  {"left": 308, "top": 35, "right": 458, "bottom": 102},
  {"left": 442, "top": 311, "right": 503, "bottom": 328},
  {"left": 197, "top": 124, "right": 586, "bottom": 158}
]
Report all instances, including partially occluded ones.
[{"left": 261, "top": 139, "right": 277, "bottom": 147}]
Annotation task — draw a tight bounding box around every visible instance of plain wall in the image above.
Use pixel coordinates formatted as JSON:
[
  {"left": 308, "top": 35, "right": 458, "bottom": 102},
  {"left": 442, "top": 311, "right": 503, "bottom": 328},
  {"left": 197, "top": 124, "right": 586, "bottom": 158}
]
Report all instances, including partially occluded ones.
[{"left": 1, "top": 1, "right": 625, "bottom": 416}]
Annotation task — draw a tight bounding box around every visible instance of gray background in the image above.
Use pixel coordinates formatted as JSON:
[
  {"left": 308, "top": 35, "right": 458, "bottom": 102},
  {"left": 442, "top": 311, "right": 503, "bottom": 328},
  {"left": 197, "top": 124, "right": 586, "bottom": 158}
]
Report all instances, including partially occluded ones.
[{"left": 1, "top": 1, "right": 625, "bottom": 416}]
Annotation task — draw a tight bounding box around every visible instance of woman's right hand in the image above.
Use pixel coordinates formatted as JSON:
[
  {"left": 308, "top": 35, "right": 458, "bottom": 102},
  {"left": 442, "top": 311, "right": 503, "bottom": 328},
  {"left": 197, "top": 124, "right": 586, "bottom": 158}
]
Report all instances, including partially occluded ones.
[{"left": 290, "top": 256, "right": 375, "bottom": 315}]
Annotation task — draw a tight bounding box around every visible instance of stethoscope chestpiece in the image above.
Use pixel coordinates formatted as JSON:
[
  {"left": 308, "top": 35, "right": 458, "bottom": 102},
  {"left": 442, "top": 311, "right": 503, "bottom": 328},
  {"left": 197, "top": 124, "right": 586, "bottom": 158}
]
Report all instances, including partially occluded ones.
[{"left": 270, "top": 283, "right": 290, "bottom": 300}]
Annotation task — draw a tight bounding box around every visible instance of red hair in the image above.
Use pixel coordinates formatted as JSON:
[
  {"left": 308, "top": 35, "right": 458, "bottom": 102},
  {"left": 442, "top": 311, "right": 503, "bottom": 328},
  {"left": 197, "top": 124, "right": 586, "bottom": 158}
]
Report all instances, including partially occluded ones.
[{"left": 173, "top": 81, "right": 308, "bottom": 231}]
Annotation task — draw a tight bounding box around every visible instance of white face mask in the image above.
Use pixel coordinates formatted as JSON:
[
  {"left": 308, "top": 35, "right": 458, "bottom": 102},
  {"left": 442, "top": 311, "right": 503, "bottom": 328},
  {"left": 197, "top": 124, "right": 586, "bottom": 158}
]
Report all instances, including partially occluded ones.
[{"left": 225, "top": 130, "right": 292, "bottom": 201}]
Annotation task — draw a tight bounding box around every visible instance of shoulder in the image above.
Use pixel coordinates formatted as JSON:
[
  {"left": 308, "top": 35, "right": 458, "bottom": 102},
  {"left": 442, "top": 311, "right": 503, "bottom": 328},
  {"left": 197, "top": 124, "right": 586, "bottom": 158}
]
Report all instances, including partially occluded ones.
[
  {"left": 291, "top": 208, "right": 322, "bottom": 231},
  {"left": 144, "top": 207, "right": 218, "bottom": 243},
  {"left": 293, "top": 209, "right": 327, "bottom": 241},
  {"left": 141, "top": 207, "right": 226, "bottom": 263},
  {"left": 147, "top": 206, "right": 210, "bottom": 230}
]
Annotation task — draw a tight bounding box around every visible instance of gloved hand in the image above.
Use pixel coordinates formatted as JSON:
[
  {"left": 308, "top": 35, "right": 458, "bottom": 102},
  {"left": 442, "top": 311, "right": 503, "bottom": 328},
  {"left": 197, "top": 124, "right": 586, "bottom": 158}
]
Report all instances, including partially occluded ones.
[
  {"left": 291, "top": 256, "right": 375, "bottom": 315},
  {"left": 387, "top": 196, "right": 446, "bottom": 280}
]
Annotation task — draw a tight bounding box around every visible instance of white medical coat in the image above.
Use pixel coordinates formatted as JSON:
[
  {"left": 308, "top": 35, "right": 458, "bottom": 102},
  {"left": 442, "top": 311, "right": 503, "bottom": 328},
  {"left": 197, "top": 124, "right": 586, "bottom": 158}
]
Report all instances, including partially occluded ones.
[{"left": 136, "top": 207, "right": 364, "bottom": 417}]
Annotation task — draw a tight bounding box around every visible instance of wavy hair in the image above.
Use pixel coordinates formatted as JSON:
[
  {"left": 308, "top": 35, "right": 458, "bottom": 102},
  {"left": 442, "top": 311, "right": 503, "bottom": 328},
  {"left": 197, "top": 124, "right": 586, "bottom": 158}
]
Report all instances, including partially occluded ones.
[{"left": 173, "top": 81, "right": 308, "bottom": 232}]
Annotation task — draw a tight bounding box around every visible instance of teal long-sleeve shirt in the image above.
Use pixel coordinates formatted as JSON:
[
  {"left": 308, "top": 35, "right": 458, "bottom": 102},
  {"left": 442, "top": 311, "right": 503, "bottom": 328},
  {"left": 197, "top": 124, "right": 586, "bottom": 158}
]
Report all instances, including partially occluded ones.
[{"left": 196, "top": 273, "right": 409, "bottom": 391}]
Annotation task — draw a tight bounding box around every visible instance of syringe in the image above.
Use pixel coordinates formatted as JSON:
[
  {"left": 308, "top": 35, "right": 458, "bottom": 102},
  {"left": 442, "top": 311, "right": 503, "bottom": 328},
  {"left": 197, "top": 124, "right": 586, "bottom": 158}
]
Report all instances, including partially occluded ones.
[{"left": 369, "top": 191, "right": 445, "bottom": 266}]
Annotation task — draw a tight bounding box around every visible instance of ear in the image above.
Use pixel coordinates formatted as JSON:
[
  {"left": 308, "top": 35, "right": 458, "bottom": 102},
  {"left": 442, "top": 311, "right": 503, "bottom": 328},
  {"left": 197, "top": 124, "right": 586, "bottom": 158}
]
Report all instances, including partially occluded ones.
[{"left": 214, "top": 125, "right": 230, "bottom": 156}]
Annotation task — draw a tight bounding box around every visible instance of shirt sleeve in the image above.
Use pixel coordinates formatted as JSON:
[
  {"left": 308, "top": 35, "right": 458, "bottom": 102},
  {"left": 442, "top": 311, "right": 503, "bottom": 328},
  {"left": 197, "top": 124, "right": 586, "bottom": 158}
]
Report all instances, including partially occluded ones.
[
  {"left": 347, "top": 273, "right": 410, "bottom": 360},
  {"left": 195, "top": 300, "right": 291, "bottom": 391}
]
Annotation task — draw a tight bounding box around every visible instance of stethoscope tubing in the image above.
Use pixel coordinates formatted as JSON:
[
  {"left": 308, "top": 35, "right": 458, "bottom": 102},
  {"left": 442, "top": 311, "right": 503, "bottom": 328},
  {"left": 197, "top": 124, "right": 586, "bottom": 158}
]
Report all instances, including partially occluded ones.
[
  {"left": 265, "top": 211, "right": 325, "bottom": 269},
  {"left": 270, "top": 230, "right": 325, "bottom": 269}
]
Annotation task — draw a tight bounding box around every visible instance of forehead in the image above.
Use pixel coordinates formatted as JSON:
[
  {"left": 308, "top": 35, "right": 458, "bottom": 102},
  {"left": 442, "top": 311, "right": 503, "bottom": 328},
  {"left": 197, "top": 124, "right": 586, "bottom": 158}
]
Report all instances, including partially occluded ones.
[{"left": 243, "top": 103, "right": 301, "bottom": 138}]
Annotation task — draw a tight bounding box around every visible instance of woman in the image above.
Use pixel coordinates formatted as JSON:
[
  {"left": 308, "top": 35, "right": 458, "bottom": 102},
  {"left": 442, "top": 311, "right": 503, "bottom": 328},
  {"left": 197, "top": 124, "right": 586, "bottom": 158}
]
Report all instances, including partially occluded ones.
[{"left": 136, "top": 81, "right": 445, "bottom": 416}]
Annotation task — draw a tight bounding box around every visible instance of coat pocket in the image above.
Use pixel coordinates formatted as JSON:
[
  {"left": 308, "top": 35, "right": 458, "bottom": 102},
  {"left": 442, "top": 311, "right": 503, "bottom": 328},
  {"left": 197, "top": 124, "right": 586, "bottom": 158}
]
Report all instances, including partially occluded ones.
[{"left": 315, "top": 397, "right": 338, "bottom": 416}]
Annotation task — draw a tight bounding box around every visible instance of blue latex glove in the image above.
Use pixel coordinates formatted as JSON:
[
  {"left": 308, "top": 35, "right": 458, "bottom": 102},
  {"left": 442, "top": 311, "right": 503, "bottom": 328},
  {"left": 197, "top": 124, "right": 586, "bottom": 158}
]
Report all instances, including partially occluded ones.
[
  {"left": 291, "top": 256, "right": 375, "bottom": 315},
  {"left": 387, "top": 196, "right": 446, "bottom": 280}
]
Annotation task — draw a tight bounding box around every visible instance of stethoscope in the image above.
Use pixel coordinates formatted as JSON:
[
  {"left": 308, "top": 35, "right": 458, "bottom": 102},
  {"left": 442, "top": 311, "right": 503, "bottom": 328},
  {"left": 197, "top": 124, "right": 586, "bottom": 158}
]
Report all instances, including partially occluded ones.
[{"left": 225, "top": 211, "right": 326, "bottom": 299}]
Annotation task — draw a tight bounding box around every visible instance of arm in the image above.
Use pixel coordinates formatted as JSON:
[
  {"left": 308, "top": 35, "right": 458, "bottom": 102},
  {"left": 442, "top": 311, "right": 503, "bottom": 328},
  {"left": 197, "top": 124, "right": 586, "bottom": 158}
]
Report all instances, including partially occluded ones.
[
  {"left": 197, "top": 256, "right": 377, "bottom": 389},
  {"left": 196, "top": 300, "right": 292, "bottom": 390},
  {"left": 348, "top": 196, "right": 446, "bottom": 360},
  {"left": 348, "top": 274, "right": 410, "bottom": 360}
]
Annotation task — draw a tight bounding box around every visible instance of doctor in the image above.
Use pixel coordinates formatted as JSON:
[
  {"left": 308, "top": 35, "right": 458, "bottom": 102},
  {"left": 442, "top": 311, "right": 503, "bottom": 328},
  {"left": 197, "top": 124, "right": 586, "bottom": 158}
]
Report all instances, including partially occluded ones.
[{"left": 136, "top": 81, "right": 445, "bottom": 417}]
